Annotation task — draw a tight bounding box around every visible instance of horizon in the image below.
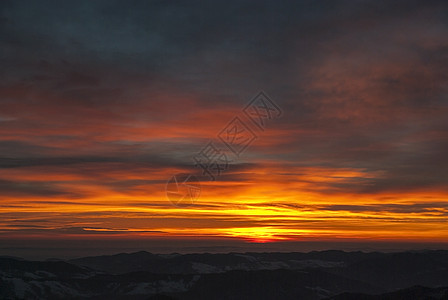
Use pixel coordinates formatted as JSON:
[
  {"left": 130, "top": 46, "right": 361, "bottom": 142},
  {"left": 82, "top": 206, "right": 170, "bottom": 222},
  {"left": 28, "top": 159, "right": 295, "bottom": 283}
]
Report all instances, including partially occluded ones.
[{"left": 2, "top": 238, "right": 448, "bottom": 260}]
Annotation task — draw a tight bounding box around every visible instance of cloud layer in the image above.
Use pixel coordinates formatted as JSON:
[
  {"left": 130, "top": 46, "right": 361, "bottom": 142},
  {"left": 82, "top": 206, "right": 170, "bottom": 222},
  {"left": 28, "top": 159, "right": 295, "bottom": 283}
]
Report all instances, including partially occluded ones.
[{"left": 0, "top": 0, "right": 447, "bottom": 242}]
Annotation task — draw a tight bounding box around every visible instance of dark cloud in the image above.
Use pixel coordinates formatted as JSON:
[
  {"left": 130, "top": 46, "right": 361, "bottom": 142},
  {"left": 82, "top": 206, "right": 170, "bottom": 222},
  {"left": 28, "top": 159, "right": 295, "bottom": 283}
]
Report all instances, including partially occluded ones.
[
  {"left": 0, "top": 226, "right": 165, "bottom": 235},
  {"left": 0, "top": 179, "right": 78, "bottom": 197},
  {"left": 322, "top": 203, "right": 448, "bottom": 214},
  {"left": 0, "top": 0, "right": 448, "bottom": 242}
]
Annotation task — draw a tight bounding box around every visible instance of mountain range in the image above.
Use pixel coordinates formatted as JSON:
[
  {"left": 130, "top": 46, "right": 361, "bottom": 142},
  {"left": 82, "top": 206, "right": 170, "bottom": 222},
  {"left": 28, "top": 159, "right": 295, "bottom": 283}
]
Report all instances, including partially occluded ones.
[{"left": 1, "top": 250, "right": 448, "bottom": 299}]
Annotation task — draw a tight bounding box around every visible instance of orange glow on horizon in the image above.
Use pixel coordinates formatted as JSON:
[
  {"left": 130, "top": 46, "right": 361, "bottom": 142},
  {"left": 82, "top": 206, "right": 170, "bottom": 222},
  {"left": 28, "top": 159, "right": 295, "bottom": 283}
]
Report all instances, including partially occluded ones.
[{"left": 1, "top": 164, "right": 447, "bottom": 243}]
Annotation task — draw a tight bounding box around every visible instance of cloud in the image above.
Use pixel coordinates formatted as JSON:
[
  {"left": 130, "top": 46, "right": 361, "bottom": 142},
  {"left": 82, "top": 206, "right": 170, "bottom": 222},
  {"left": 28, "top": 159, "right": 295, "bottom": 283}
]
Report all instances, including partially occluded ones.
[
  {"left": 0, "top": 179, "right": 81, "bottom": 198},
  {"left": 0, "top": 0, "right": 447, "bottom": 241}
]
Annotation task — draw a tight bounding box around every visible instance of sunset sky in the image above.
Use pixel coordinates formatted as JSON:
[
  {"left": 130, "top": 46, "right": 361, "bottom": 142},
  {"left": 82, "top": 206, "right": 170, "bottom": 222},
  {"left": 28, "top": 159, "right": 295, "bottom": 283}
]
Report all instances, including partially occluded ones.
[{"left": 1, "top": 0, "right": 448, "bottom": 256}]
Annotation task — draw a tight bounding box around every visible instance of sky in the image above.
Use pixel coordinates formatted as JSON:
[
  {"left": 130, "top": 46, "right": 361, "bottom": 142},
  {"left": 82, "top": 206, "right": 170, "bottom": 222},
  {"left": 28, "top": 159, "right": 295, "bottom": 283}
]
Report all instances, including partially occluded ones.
[{"left": 1, "top": 0, "right": 448, "bottom": 257}]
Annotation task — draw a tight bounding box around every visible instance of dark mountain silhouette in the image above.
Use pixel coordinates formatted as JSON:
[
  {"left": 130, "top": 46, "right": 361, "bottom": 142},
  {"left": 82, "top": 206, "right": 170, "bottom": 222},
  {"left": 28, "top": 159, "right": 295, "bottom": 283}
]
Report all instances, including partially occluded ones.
[
  {"left": 1, "top": 250, "right": 448, "bottom": 299},
  {"left": 327, "top": 285, "right": 448, "bottom": 300}
]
